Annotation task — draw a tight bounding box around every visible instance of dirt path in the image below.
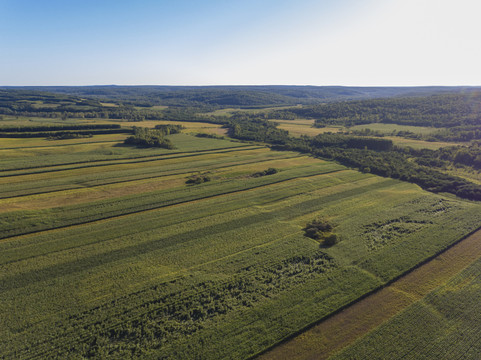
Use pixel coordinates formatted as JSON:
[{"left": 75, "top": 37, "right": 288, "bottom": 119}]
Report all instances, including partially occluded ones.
[{"left": 258, "top": 228, "right": 481, "bottom": 360}]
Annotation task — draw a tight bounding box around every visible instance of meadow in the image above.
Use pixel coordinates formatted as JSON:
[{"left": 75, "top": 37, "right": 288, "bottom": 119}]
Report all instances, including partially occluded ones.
[
  {"left": 1, "top": 121, "right": 481, "bottom": 359},
  {"left": 349, "top": 123, "right": 439, "bottom": 135}
]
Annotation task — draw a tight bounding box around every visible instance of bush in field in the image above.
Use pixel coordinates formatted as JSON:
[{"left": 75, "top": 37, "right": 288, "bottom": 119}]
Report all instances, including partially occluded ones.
[
  {"left": 252, "top": 168, "right": 279, "bottom": 177},
  {"left": 304, "top": 218, "right": 339, "bottom": 246},
  {"left": 186, "top": 173, "right": 211, "bottom": 185}
]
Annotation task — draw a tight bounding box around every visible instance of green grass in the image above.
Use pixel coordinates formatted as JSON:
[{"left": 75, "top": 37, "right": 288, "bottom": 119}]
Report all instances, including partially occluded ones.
[{"left": 1, "top": 132, "right": 480, "bottom": 359}]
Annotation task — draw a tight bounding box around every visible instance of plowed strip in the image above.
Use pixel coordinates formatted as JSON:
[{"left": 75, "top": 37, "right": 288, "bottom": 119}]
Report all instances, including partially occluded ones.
[{"left": 258, "top": 228, "right": 481, "bottom": 360}]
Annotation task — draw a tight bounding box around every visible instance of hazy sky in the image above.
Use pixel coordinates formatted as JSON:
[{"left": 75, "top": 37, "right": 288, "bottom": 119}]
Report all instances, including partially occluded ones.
[{"left": 1, "top": 0, "right": 480, "bottom": 86}]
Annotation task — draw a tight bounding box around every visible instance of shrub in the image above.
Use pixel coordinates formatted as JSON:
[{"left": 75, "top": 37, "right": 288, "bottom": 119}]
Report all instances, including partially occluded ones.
[
  {"left": 303, "top": 218, "right": 338, "bottom": 246},
  {"left": 252, "top": 168, "right": 279, "bottom": 177},
  {"left": 186, "top": 173, "right": 211, "bottom": 185}
]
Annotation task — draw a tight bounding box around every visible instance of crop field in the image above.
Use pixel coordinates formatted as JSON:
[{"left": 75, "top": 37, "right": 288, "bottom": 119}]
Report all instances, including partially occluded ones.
[
  {"left": 261, "top": 220, "right": 481, "bottom": 360},
  {"left": 1, "top": 129, "right": 481, "bottom": 359},
  {"left": 332, "top": 232, "right": 481, "bottom": 360}
]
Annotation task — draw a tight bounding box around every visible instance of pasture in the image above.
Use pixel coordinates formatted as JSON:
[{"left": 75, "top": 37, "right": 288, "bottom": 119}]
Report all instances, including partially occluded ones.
[
  {"left": 1, "top": 128, "right": 480, "bottom": 359},
  {"left": 270, "top": 119, "right": 342, "bottom": 137}
]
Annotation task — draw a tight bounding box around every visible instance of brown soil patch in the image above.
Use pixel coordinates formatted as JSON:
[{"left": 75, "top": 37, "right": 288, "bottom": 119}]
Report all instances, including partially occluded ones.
[{"left": 259, "top": 229, "right": 481, "bottom": 360}]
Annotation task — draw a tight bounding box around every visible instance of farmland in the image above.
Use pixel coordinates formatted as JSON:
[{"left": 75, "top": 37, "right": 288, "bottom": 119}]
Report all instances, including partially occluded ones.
[
  {"left": 1, "top": 124, "right": 480, "bottom": 359},
  {"left": 331, "top": 231, "right": 481, "bottom": 360},
  {"left": 260, "top": 220, "right": 481, "bottom": 360},
  {"left": 2, "top": 87, "right": 481, "bottom": 359}
]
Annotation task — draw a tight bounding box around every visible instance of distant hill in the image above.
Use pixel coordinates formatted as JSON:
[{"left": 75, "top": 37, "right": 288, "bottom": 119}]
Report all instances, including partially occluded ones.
[{"left": 1, "top": 85, "right": 479, "bottom": 108}]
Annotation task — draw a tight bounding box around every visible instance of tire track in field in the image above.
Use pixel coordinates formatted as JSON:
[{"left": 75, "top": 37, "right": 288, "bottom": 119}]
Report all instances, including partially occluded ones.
[{"left": 256, "top": 227, "right": 481, "bottom": 360}]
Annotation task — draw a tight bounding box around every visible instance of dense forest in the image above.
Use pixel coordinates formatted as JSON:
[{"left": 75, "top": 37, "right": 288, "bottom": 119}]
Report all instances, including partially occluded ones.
[
  {"left": 269, "top": 92, "right": 481, "bottom": 127},
  {"left": 2, "top": 86, "right": 478, "bottom": 109}
]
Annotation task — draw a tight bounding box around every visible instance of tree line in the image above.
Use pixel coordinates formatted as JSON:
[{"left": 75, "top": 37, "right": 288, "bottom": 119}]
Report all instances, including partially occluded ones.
[{"left": 226, "top": 116, "right": 481, "bottom": 201}]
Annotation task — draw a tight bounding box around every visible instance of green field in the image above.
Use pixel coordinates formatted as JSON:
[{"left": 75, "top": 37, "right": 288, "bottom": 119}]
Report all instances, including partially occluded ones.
[
  {"left": 333, "top": 254, "right": 481, "bottom": 359},
  {"left": 1, "top": 128, "right": 481, "bottom": 359}
]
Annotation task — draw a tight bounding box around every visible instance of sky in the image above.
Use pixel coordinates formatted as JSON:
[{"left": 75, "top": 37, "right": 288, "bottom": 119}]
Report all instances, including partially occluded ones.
[{"left": 1, "top": 0, "right": 481, "bottom": 86}]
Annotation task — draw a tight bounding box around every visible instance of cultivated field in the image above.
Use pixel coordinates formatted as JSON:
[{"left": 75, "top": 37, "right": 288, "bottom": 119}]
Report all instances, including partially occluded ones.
[
  {"left": 261, "top": 223, "right": 481, "bottom": 360},
  {"left": 1, "top": 124, "right": 481, "bottom": 359},
  {"left": 333, "top": 232, "right": 481, "bottom": 359}
]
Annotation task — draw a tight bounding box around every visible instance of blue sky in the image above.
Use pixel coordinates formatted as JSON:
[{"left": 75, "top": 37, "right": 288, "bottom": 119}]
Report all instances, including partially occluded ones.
[{"left": 1, "top": 0, "right": 480, "bottom": 86}]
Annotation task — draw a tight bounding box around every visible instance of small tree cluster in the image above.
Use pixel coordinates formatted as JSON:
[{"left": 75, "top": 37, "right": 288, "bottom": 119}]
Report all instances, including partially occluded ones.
[
  {"left": 154, "top": 124, "right": 184, "bottom": 135},
  {"left": 186, "top": 173, "right": 211, "bottom": 185},
  {"left": 124, "top": 127, "right": 175, "bottom": 149},
  {"left": 252, "top": 168, "right": 279, "bottom": 177},
  {"left": 303, "top": 218, "right": 339, "bottom": 246}
]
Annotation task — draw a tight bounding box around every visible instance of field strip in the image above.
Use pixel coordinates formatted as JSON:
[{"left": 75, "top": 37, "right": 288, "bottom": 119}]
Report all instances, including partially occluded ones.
[
  {"left": 0, "top": 144, "right": 261, "bottom": 175},
  {"left": 0, "top": 169, "right": 349, "bottom": 244},
  {"left": 0, "top": 138, "right": 119, "bottom": 151},
  {"left": 256, "top": 227, "right": 481, "bottom": 360},
  {"left": 0, "top": 154, "right": 304, "bottom": 203},
  {"left": 0, "top": 140, "right": 122, "bottom": 150}
]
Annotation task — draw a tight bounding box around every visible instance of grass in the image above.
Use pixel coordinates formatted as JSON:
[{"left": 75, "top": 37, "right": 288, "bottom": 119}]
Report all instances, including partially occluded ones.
[
  {"left": 1, "top": 130, "right": 480, "bottom": 359},
  {"left": 386, "top": 136, "right": 461, "bottom": 150},
  {"left": 350, "top": 123, "right": 440, "bottom": 135},
  {"left": 269, "top": 119, "right": 342, "bottom": 137}
]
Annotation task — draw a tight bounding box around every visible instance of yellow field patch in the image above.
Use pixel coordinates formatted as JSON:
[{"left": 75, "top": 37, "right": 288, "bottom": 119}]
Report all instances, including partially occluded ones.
[
  {"left": 0, "top": 176, "right": 187, "bottom": 213},
  {"left": 270, "top": 119, "right": 342, "bottom": 137}
]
